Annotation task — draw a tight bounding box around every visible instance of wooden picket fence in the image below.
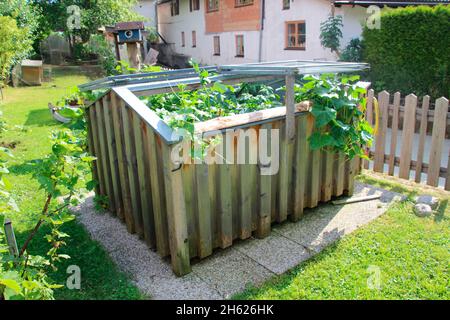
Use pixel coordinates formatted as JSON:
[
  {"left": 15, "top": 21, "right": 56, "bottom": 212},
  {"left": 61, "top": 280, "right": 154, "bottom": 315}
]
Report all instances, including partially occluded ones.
[{"left": 363, "top": 90, "right": 450, "bottom": 190}]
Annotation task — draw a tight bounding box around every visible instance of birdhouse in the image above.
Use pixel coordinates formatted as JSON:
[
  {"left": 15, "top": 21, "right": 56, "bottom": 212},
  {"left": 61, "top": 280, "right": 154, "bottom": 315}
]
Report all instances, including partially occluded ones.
[{"left": 115, "top": 21, "right": 145, "bottom": 44}]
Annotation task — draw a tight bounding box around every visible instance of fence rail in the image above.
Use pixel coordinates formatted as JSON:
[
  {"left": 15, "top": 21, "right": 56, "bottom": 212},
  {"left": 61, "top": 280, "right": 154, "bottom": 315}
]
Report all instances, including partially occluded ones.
[{"left": 364, "top": 90, "right": 450, "bottom": 190}]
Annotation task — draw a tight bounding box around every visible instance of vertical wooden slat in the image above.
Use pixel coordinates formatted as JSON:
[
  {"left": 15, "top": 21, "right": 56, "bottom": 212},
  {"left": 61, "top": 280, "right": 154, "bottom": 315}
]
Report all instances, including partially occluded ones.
[
  {"left": 102, "top": 94, "right": 124, "bottom": 219},
  {"left": 333, "top": 152, "right": 345, "bottom": 197},
  {"left": 218, "top": 132, "right": 233, "bottom": 246},
  {"left": 388, "top": 92, "right": 401, "bottom": 176},
  {"left": 133, "top": 116, "right": 156, "bottom": 248},
  {"left": 279, "top": 120, "right": 294, "bottom": 222},
  {"left": 182, "top": 164, "right": 197, "bottom": 258},
  {"left": 285, "top": 74, "right": 296, "bottom": 140},
  {"left": 196, "top": 163, "right": 212, "bottom": 258},
  {"left": 427, "top": 97, "right": 449, "bottom": 186},
  {"left": 399, "top": 94, "right": 418, "bottom": 179},
  {"left": 344, "top": 157, "right": 357, "bottom": 196},
  {"left": 95, "top": 101, "right": 116, "bottom": 212},
  {"left": 88, "top": 107, "right": 106, "bottom": 198},
  {"left": 292, "top": 115, "right": 308, "bottom": 221},
  {"left": 144, "top": 127, "right": 170, "bottom": 256},
  {"left": 321, "top": 150, "right": 333, "bottom": 202},
  {"left": 122, "top": 107, "right": 144, "bottom": 237},
  {"left": 161, "top": 143, "right": 191, "bottom": 276},
  {"left": 415, "top": 95, "right": 430, "bottom": 183},
  {"left": 110, "top": 95, "right": 135, "bottom": 233},
  {"left": 257, "top": 122, "right": 273, "bottom": 237},
  {"left": 85, "top": 109, "right": 100, "bottom": 196},
  {"left": 364, "top": 89, "right": 374, "bottom": 169},
  {"left": 237, "top": 129, "right": 257, "bottom": 239},
  {"left": 373, "top": 91, "right": 389, "bottom": 173}
]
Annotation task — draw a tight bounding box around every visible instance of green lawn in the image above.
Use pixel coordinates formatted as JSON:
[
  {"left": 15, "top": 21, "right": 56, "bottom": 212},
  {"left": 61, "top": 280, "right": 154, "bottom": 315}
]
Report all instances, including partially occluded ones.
[
  {"left": 1, "top": 68, "right": 143, "bottom": 300},
  {"left": 234, "top": 174, "right": 449, "bottom": 300}
]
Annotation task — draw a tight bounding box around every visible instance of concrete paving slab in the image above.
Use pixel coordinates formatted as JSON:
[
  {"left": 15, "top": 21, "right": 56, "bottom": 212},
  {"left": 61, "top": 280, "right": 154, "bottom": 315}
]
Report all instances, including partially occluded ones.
[
  {"left": 192, "top": 248, "right": 274, "bottom": 299},
  {"left": 73, "top": 182, "right": 403, "bottom": 300},
  {"left": 234, "top": 233, "right": 311, "bottom": 274}
]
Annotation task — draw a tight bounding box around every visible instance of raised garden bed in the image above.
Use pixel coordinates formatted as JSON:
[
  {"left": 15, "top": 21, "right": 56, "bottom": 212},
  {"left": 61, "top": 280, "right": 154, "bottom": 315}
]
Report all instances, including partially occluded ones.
[{"left": 81, "top": 61, "right": 370, "bottom": 276}]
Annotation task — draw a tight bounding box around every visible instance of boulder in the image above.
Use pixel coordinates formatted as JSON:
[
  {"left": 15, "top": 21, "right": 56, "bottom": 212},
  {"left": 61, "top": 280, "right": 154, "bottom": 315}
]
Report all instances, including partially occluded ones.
[
  {"left": 413, "top": 203, "right": 433, "bottom": 217},
  {"left": 415, "top": 195, "right": 439, "bottom": 210}
]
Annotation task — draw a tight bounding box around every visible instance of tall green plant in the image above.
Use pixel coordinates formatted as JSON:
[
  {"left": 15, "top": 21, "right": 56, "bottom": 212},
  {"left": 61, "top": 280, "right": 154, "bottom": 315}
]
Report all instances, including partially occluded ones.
[
  {"left": 295, "top": 74, "right": 373, "bottom": 159},
  {"left": 0, "top": 108, "right": 95, "bottom": 300},
  {"left": 0, "top": 16, "right": 32, "bottom": 85},
  {"left": 320, "top": 15, "right": 343, "bottom": 57}
]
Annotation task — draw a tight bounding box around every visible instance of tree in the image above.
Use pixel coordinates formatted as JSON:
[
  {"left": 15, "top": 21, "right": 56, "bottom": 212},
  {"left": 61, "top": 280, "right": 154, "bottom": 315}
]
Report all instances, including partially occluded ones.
[
  {"left": 33, "top": 0, "right": 144, "bottom": 53},
  {"left": 0, "top": 16, "right": 32, "bottom": 85},
  {"left": 320, "top": 15, "right": 343, "bottom": 57}
]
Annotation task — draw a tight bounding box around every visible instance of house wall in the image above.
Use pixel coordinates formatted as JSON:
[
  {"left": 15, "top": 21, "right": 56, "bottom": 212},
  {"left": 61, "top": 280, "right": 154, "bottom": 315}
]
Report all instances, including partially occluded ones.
[
  {"left": 262, "top": 0, "right": 336, "bottom": 61},
  {"left": 134, "top": 0, "right": 157, "bottom": 28},
  {"left": 156, "top": 0, "right": 375, "bottom": 66},
  {"left": 158, "top": 0, "right": 261, "bottom": 65}
]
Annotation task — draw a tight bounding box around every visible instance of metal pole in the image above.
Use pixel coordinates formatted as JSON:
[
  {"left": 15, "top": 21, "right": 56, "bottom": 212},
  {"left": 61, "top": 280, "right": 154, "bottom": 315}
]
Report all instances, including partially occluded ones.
[{"left": 4, "top": 219, "right": 19, "bottom": 257}]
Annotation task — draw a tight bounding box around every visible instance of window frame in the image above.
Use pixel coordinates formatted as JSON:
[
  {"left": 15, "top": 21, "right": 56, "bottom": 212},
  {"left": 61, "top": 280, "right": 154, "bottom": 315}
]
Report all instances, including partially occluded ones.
[
  {"left": 181, "top": 31, "right": 185, "bottom": 47},
  {"left": 206, "top": 0, "right": 219, "bottom": 12},
  {"left": 235, "top": 35, "right": 244, "bottom": 57},
  {"left": 213, "top": 36, "right": 220, "bottom": 56},
  {"left": 190, "top": 0, "right": 200, "bottom": 11},
  {"left": 282, "top": 0, "right": 290, "bottom": 10},
  {"left": 285, "top": 21, "right": 306, "bottom": 50},
  {"left": 171, "top": 0, "right": 180, "bottom": 16},
  {"left": 192, "top": 31, "right": 197, "bottom": 48},
  {"left": 235, "top": 0, "right": 254, "bottom": 8}
]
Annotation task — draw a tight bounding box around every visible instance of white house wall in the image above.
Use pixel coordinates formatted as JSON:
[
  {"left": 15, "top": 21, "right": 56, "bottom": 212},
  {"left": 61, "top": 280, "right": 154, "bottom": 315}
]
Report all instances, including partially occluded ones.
[
  {"left": 135, "top": 0, "right": 157, "bottom": 28},
  {"left": 156, "top": 0, "right": 376, "bottom": 65}
]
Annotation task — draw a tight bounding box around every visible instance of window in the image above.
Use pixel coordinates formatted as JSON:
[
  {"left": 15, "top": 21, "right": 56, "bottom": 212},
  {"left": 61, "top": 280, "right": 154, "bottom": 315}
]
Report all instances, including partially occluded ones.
[
  {"left": 236, "top": 35, "right": 244, "bottom": 57},
  {"left": 285, "top": 21, "right": 306, "bottom": 50},
  {"left": 235, "top": 0, "right": 253, "bottom": 7},
  {"left": 283, "top": 0, "right": 290, "bottom": 10},
  {"left": 213, "top": 36, "right": 220, "bottom": 55},
  {"left": 181, "top": 32, "right": 185, "bottom": 47},
  {"left": 192, "top": 31, "right": 197, "bottom": 48},
  {"left": 171, "top": 0, "right": 180, "bottom": 16},
  {"left": 206, "top": 0, "right": 219, "bottom": 12},
  {"left": 190, "top": 0, "right": 200, "bottom": 11}
]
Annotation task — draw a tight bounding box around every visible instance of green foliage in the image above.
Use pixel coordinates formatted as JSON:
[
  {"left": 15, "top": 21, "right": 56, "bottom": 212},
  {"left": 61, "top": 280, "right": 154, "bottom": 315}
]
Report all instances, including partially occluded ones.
[
  {"left": 362, "top": 5, "right": 450, "bottom": 98},
  {"left": 340, "top": 38, "right": 364, "bottom": 62},
  {"left": 85, "top": 35, "right": 117, "bottom": 75},
  {"left": 320, "top": 15, "right": 343, "bottom": 55},
  {"left": 0, "top": 0, "right": 41, "bottom": 55},
  {"left": 295, "top": 74, "right": 373, "bottom": 159},
  {"left": 0, "top": 101, "right": 94, "bottom": 299},
  {"left": 0, "top": 16, "right": 32, "bottom": 85},
  {"left": 33, "top": 0, "right": 144, "bottom": 45},
  {"left": 141, "top": 62, "right": 281, "bottom": 157}
]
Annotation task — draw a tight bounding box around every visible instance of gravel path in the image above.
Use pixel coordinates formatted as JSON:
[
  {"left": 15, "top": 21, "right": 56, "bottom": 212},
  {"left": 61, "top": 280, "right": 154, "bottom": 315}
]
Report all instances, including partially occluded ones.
[{"left": 73, "top": 182, "right": 403, "bottom": 299}]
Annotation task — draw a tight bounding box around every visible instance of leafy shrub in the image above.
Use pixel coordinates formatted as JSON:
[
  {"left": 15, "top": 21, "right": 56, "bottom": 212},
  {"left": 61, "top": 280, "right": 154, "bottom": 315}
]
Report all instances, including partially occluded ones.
[
  {"left": 362, "top": 5, "right": 450, "bottom": 98},
  {"left": 141, "top": 63, "right": 372, "bottom": 160},
  {"left": 0, "top": 108, "right": 94, "bottom": 300},
  {"left": 295, "top": 74, "right": 373, "bottom": 159},
  {"left": 85, "top": 35, "right": 117, "bottom": 75},
  {"left": 320, "top": 15, "right": 343, "bottom": 56},
  {"left": 0, "top": 16, "right": 32, "bottom": 85},
  {"left": 340, "top": 38, "right": 364, "bottom": 62}
]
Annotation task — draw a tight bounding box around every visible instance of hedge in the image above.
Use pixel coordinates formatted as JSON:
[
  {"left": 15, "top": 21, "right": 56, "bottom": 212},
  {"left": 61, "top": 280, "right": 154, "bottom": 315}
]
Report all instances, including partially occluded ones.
[{"left": 362, "top": 5, "right": 450, "bottom": 98}]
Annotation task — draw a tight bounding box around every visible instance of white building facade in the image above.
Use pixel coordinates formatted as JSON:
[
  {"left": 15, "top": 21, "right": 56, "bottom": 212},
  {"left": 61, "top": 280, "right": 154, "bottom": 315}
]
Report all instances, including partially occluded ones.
[{"left": 155, "top": 0, "right": 377, "bottom": 66}]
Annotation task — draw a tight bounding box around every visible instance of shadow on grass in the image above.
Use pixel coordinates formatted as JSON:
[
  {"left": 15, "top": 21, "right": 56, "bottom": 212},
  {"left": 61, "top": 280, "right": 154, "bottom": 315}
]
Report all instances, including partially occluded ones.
[
  {"left": 8, "top": 159, "right": 42, "bottom": 175},
  {"left": 24, "top": 109, "right": 62, "bottom": 127}
]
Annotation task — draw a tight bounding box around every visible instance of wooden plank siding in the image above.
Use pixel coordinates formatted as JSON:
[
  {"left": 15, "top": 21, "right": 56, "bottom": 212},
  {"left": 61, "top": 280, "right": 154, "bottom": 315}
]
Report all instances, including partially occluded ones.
[{"left": 87, "top": 92, "right": 360, "bottom": 276}]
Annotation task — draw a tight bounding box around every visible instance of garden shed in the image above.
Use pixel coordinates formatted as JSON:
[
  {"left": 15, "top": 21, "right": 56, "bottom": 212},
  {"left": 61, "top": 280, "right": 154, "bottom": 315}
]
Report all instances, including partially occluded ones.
[{"left": 80, "top": 60, "right": 370, "bottom": 276}]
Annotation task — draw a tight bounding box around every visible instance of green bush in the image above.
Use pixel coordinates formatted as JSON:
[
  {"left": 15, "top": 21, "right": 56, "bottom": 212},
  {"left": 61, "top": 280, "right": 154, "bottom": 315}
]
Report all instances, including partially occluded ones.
[
  {"left": 362, "top": 5, "right": 450, "bottom": 98},
  {"left": 0, "top": 16, "right": 31, "bottom": 85}
]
